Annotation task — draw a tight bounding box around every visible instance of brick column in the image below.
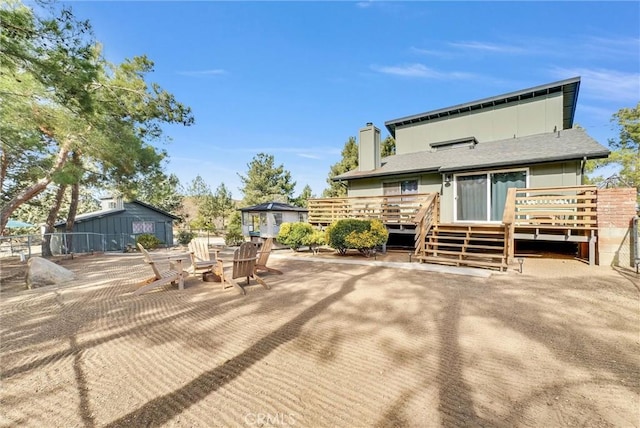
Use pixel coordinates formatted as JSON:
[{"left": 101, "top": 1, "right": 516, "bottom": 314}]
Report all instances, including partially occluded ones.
[{"left": 596, "top": 188, "right": 637, "bottom": 266}]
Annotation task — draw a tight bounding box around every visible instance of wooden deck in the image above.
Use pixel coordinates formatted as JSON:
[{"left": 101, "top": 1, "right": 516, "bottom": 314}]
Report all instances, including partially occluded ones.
[
  {"left": 309, "top": 185, "right": 600, "bottom": 270},
  {"left": 308, "top": 193, "right": 434, "bottom": 226},
  {"left": 504, "top": 185, "right": 598, "bottom": 264}
]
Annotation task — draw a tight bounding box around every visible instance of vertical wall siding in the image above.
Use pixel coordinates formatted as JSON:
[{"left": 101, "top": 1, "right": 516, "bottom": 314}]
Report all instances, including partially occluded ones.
[{"left": 56, "top": 202, "right": 175, "bottom": 246}]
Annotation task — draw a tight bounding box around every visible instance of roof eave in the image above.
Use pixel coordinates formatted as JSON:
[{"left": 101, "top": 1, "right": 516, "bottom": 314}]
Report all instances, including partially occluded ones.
[{"left": 333, "top": 167, "right": 440, "bottom": 181}]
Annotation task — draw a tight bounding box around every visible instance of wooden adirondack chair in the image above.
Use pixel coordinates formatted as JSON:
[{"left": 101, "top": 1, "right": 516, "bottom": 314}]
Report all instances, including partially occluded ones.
[
  {"left": 187, "top": 239, "right": 220, "bottom": 276},
  {"left": 134, "top": 243, "right": 188, "bottom": 295},
  {"left": 254, "top": 237, "right": 283, "bottom": 275},
  {"left": 217, "top": 242, "right": 270, "bottom": 295}
]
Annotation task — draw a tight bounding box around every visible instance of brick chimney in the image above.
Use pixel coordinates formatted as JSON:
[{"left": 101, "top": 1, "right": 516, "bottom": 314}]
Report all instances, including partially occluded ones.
[{"left": 358, "top": 122, "right": 381, "bottom": 171}]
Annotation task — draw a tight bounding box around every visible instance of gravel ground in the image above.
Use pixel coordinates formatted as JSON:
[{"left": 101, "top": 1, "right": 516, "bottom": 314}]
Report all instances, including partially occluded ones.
[{"left": 1, "top": 250, "right": 638, "bottom": 427}]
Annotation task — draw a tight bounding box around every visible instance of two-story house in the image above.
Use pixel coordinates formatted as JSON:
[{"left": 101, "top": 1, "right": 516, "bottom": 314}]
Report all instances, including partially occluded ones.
[{"left": 310, "top": 77, "right": 614, "bottom": 270}]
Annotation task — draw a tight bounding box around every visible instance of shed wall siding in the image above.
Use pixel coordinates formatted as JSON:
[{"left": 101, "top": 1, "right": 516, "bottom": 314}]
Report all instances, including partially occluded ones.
[{"left": 58, "top": 202, "right": 175, "bottom": 246}]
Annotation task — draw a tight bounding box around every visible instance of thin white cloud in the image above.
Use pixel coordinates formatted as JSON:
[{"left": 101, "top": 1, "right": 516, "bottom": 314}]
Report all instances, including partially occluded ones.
[
  {"left": 550, "top": 67, "right": 640, "bottom": 104},
  {"left": 448, "top": 41, "right": 526, "bottom": 54},
  {"left": 356, "top": 1, "right": 373, "bottom": 8},
  {"left": 210, "top": 145, "right": 340, "bottom": 158},
  {"left": 176, "top": 69, "right": 227, "bottom": 77},
  {"left": 409, "top": 47, "right": 454, "bottom": 59},
  {"left": 298, "top": 153, "right": 323, "bottom": 160},
  {"left": 371, "top": 63, "right": 475, "bottom": 80},
  {"left": 581, "top": 35, "right": 640, "bottom": 59}
]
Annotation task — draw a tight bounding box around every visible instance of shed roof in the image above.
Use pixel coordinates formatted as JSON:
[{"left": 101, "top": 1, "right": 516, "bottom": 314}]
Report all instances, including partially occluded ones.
[
  {"left": 55, "top": 200, "right": 178, "bottom": 226},
  {"left": 384, "top": 76, "right": 581, "bottom": 137},
  {"left": 239, "top": 202, "right": 308, "bottom": 212},
  {"left": 334, "top": 128, "right": 609, "bottom": 181}
]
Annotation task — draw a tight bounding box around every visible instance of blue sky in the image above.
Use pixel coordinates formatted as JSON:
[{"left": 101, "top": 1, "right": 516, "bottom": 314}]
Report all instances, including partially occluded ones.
[{"left": 65, "top": 1, "right": 639, "bottom": 199}]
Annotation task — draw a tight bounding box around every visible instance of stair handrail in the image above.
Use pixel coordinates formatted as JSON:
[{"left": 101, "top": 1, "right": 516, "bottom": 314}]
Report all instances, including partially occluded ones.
[
  {"left": 502, "top": 188, "right": 517, "bottom": 262},
  {"left": 413, "top": 193, "right": 439, "bottom": 256}
]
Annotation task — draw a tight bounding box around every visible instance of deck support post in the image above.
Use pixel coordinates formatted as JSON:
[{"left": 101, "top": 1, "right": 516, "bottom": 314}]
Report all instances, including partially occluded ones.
[{"left": 588, "top": 233, "right": 596, "bottom": 266}]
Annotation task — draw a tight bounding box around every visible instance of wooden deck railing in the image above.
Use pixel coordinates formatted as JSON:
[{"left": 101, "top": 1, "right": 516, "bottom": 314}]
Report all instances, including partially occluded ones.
[
  {"left": 308, "top": 193, "right": 435, "bottom": 225},
  {"left": 509, "top": 185, "right": 598, "bottom": 230},
  {"left": 503, "top": 188, "right": 517, "bottom": 260},
  {"left": 502, "top": 185, "right": 598, "bottom": 262},
  {"left": 414, "top": 193, "right": 439, "bottom": 256}
]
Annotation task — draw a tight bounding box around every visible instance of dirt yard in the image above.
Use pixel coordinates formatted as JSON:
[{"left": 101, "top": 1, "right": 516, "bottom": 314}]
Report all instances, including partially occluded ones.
[{"left": 1, "top": 249, "right": 638, "bottom": 427}]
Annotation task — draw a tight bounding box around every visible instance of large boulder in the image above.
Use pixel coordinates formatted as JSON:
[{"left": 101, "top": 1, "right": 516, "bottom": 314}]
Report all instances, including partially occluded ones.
[{"left": 26, "top": 257, "right": 76, "bottom": 289}]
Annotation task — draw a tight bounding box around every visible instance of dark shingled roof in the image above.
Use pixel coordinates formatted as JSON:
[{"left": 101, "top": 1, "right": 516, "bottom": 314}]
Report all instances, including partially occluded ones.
[
  {"left": 334, "top": 128, "right": 610, "bottom": 181},
  {"left": 239, "top": 202, "right": 308, "bottom": 212},
  {"left": 385, "top": 76, "right": 581, "bottom": 137}
]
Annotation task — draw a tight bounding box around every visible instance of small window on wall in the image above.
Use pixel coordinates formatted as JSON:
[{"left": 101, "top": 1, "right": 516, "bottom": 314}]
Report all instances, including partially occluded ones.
[
  {"left": 298, "top": 212, "right": 307, "bottom": 222},
  {"left": 132, "top": 221, "right": 154, "bottom": 234},
  {"left": 273, "top": 213, "right": 283, "bottom": 226},
  {"left": 383, "top": 179, "right": 418, "bottom": 196}
]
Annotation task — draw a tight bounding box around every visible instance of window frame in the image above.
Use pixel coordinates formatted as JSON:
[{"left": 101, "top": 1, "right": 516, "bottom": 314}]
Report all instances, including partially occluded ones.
[{"left": 382, "top": 178, "right": 419, "bottom": 196}]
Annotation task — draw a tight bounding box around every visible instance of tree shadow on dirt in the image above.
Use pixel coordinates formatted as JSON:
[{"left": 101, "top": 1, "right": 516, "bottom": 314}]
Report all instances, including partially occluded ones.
[{"left": 101, "top": 268, "right": 374, "bottom": 427}]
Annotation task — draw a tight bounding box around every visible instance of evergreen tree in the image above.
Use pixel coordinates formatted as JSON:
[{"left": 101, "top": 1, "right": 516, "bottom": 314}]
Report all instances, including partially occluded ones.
[
  {"left": 238, "top": 153, "right": 295, "bottom": 206},
  {"left": 586, "top": 103, "right": 639, "bottom": 202},
  {"left": 212, "top": 182, "right": 235, "bottom": 229},
  {"left": 136, "top": 172, "right": 183, "bottom": 215},
  {"left": 0, "top": 2, "right": 194, "bottom": 232},
  {"left": 186, "top": 175, "right": 214, "bottom": 231},
  {"left": 381, "top": 136, "right": 396, "bottom": 157},
  {"left": 292, "top": 184, "right": 314, "bottom": 208},
  {"left": 322, "top": 137, "right": 358, "bottom": 197}
]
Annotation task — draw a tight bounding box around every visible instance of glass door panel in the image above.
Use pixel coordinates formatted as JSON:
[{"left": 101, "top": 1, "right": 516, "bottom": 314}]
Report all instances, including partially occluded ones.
[
  {"left": 456, "top": 174, "right": 487, "bottom": 221},
  {"left": 490, "top": 171, "right": 526, "bottom": 221}
]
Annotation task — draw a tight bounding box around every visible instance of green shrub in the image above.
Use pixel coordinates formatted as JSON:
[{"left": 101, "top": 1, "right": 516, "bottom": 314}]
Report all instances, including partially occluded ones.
[
  {"left": 345, "top": 219, "right": 388, "bottom": 257},
  {"left": 225, "top": 229, "right": 244, "bottom": 246},
  {"left": 277, "top": 222, "right": 314, "bottom": 251},
  {"left": 303, "top": 229, "right": 326, "bottom": 254},
  {"left": 136, "top": 234, "right": 162, "bottom": 250},
  {"left": 325, "top": 219, "right": 388, "bottom": 256},
  {"left": 176, "top": 230, "right": 196, "bottom": 245},
  {"left": 225, "top": 211, "right": 244, "bottom": 246}
]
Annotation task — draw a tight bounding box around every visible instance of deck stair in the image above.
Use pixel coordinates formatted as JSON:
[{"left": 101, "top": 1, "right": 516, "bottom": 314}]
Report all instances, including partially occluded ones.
[{"left": 416, "top": 223, "right": 508, "bottom": 271}]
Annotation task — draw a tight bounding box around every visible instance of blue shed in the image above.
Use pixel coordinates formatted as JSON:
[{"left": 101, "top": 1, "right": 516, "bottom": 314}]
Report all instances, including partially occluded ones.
[{"left": 54, "top": 196, "right": 178, "bottom": 251}]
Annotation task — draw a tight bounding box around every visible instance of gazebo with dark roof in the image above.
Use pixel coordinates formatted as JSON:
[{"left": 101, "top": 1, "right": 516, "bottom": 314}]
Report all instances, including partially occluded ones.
[{"left": 239, "top": 202, "right": 308, "bottom": 240}]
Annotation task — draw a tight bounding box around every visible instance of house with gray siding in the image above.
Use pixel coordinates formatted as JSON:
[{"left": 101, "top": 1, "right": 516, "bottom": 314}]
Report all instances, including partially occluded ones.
[
  {"left": 308, "top": 77, "right": 629, "bottom": 269},
  {"left": 335, "top": 77, "right": 609, "bottom": 223}
]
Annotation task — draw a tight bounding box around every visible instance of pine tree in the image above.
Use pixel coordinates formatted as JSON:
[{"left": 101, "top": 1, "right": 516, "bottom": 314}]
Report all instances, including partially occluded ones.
[
  {"left": 238, "top": 153, "right": 295, "bottom": 206},
  {"left": 322, "top": 137, "right": 358, "bottom": 197}
]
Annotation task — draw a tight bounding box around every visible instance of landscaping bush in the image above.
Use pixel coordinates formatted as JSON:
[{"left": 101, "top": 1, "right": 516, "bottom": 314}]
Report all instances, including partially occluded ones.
[
  {"left": 277, "top": 222, "right": 315, "bottom": 251},
  {"left": 304, "top": 229, "right": 326, "bottom": 254},
  {"left": 325, "top": 219, "right": 388, "bottom": 256},
  {"left": 225, "top": 211, "right": 245, "bottom": 246},
  {"left": 136, "top": 234, "right": 162, "bottom": 250},
  {"left": 177, "top": 230, "right": 196, "bottom": 245},
  {"left": 225, "top": 229, "right": 244, "bottom": 246}
]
